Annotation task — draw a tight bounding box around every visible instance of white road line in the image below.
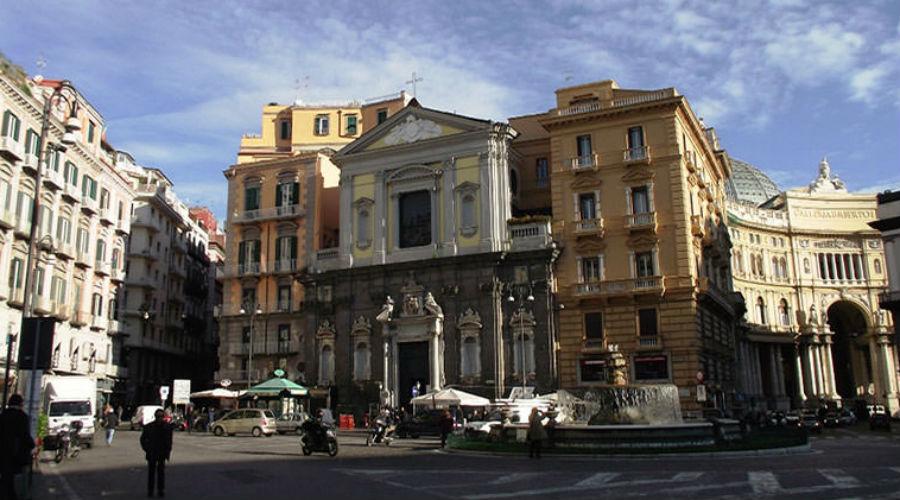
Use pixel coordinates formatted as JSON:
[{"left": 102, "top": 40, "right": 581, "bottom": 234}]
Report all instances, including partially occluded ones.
[
  {"left": 888, "top": 466, "right": 900, "bottom": 476},
  {"left": 673, "top": 472, "right": 704, "bottom": 481},
  {"left": 488, "top": 472, "right": 545, "bottom": 485},
  {"left": 819, "top": 469, "right": 861, "bottom": 488},
  {"left": 574, "top": 472, "right": 620, "bottom": 487},
  {"left": 748, "top": 471, "right": 781, "bottom": 494}
]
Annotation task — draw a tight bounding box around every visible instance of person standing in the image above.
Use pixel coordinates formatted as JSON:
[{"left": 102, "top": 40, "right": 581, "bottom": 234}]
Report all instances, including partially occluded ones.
[
  {"left": 0, "top": 394, "right": 35, "bottom": 500},
  {"left": 527, "top": 407, "right": 547, "bottom": 459},
  {"left": 105, "top": 406, "right": 119, "bottom": 445},
  {"left": 140, "top": 409, "right": 173, "bottom": 498},
  {"left": 438, "top": 410, "right": 454, "bottom": 448}
]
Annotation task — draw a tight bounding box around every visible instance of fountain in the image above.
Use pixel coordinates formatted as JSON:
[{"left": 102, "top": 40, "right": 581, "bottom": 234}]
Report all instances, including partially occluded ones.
[{"left": 556, "top": 385, "right": 683, "bottom": 425}]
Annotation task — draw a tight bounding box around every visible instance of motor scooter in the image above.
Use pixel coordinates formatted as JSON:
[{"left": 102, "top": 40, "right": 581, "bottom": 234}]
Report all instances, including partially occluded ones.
[
  {"left": 366, "top": 417, "right": 395, "bottom": 447},
  {"left": 53, "top": 421, "right": 83, "bottom": 463},
  {"left": 300, "top": 420, "right": 338, "bottom": 457}
]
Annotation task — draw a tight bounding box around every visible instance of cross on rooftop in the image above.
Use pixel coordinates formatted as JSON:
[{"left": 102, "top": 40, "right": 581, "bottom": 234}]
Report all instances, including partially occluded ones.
[{"left": 406, "top": 71, "right": 423, "bottom": 97}]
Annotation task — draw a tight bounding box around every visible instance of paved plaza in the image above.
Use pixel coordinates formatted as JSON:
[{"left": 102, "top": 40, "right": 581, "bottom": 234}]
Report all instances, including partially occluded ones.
[{"left": 32, "top": 425, "right": 900, "bottom": 499}]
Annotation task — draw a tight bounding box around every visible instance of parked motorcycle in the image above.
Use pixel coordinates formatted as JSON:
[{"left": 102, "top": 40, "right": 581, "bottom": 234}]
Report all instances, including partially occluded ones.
[
  {"left": 366, "top": 418, "right": 395, "bottom": 447},
  {"left": 300, "top": 420, "right": 338, "bottom": 457},
  {"left": 54, "top": 421, "right": 83, "bottom": 464}
]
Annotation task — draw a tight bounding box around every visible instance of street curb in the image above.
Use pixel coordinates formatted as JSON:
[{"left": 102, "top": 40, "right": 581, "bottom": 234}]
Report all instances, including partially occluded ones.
[{"left": 440, "top": 443, "right": 812, "bottom": 460}]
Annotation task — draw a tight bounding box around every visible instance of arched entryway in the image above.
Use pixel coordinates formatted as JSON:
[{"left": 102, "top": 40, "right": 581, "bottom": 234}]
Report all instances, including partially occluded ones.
[{"left": 827, "top": 301, "right": 872, "bottom": 401}]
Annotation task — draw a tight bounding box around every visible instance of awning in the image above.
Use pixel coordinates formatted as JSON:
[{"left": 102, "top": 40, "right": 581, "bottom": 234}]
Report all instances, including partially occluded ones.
[
  {"left": 190, "top": 388, "right": 242, "bottom": 399},
  {"left": 243, "top": 377, "right": 308, "bottom": 397},
  {"left": 410, "top": 388, "right": 491, "bottom": 408}
]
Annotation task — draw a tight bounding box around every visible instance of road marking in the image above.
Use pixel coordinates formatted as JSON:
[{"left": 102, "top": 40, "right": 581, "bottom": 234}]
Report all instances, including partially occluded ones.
[
  {"left": 819, "top": 469, "right": 861, "bottom": 488},
  {"left": 889, "top": 467, "right": 900, "bottom": 475},
  {"left": 45, "top": 463, "right": 85, "bottom": 500},
  {"left": 575, "top": 472, "right": 619, "bottom": 487},
  {"left": 489, "top": 472, "right": 545, "bottom": 485},
  {"left": 748, "top": 471, "right": 781, "bottom": 494}
]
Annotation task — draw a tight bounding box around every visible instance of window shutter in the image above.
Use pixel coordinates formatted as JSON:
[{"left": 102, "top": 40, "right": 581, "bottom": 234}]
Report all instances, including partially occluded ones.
[
  {"left": 290, "top": 236, "right": 298, "bottom": 260},
  {"left": 238, "top": 241, "right": 247, "bottom": 266},
  {"left": 625, "top": 188, "right": 633, "bottom": 215},
  {"left": 252, "top": 240, "right": 260, "bottom": 264},
  {"left": 1, "top": 111, "right": 9, "bottom": 136},
  {"left": 647, "top": 182, "right": 655, "bottom": 211},
  {"left": 275, "top": 184, "right": 283, "bottom": 208},
  {"left": 275, "top": 237, "right": 282, "bottom": 261},
  {"left": 292, "top": 183, "right": 300, "bottom": 205},
  {"left": 572, "top": 193, "right": 580, "bottom": 221},
  {"left": 576, "top": 257, "right": 584, "bottom": 283}
]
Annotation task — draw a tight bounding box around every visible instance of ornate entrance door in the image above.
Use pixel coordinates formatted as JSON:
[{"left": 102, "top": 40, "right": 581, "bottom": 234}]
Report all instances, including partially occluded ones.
[{"left": 398, "top": 341, "right": 429, "bottom": 407}]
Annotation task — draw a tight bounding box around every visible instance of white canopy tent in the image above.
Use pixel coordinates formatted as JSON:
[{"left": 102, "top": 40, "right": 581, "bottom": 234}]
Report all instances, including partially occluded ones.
[
  {"left": 410, "top": 388, "right": 491, "bottom": 408},
  {"left": 190, "top": 388, "right": 242, "bottom": 399}
]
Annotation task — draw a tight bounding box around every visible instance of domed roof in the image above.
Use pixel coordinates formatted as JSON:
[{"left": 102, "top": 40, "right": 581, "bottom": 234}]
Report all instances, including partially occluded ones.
[{"left": 725, "top": 158, "right": 782, "bottom": 206}]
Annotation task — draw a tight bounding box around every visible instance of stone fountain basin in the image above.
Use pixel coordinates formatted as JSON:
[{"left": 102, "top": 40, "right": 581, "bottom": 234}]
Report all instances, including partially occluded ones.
[{"left": 498, "top": 420, "right": 741, "bottom": 450}]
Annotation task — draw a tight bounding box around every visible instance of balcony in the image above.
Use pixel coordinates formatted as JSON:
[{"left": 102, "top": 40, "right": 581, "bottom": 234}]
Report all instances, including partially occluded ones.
[
  {"left": 508, "top": 219, "right": 553, "bottom": 251},
  {"left": 573, "top": 276, "right": 665, "bottom": 298},
  {"left": 170, "top": 263, "right": 187, "bottom": 278},
  {"left": 570, "top": 154, "right": 598, "bottom": 172},
  {"left": 94, "top": 260, "right": 111, "bottom": 276},
  {"left": 274, "top": 301, "right": 293, "bottom": 314},
  {"left": 56, "top": 241, "right": 76, "bottom": 260},
  {"left": 626, "top": 212, "right": 657, "bottom": 231},
  {"left": 99, "top": 206, "right": 114, "bottom": 226},
  {"left": 75, "top": 249, "right": 91, "bottom": 268},
  {"left": 127, "top": 275, "right": 156, "bottom": 289},
  {"left": 22, "top": 152, "right": 39, "bottom": 174},
  {"left": 53, "top": 302, "right": 70, "bottom": 321},
  {"left": 224, "top": 262, "right": 262, "bottom": 277},
  {"left": 271, "top": 259, "right": 297, "bottom": 274},
  {"left": 42, "top": 167, "right": 65, "bottom": 190},
  {"left": 0, "top": 208, "right": 14, "bottom": 230},
  {"left": 115, "top": 219, "right": 129, "bottom": 235},
  {"left": 129, "top": 248, "right": 158, "bottom": 261},
  {"left": 228, "top": 338, "right": 300, "bottom": 356},
  {"left": 91, "top": 315, "right": 108, "bottom": 331},
  {"left": 307, "top": 249, "right": 341, "bottom": 273},
  {"left": 173, "top": 239, "right": 187, "bottom": 254},
  {"left": 33, "top": 296, "right": 52, "bottom": 315},
  {"left": 62, "top": 181, "right": 80, "bottom": 202},
  {"left": 7, "top": 286, "right": 24, "bottom": 307},
  {"left": 80, "top": 195, "right": 98, "bottom": 215},
  {"left": 0, "top": 136, "right": 24, "bottom": 162},
  {"left": 71, "top": 309, "right": 89, "bottom": 327},
  {"left": 13, "top": 214, "right": 31, "bottom": 238},
  {"left": 107, "top": 319, "right": 122, "bottom": 334},
  {"left": 623, "top": 146, "right": 651, "bottom": 164},
  {"left": 683, "top": 150, "right": 697, "bottom": 173},
  {"left": 637, "top": 335, "right": 662, "bottom": 350},
  {"left": 110, "top": 268, "right": 125, "bottom": 283},
  {"left": 575, "top": 218, "right": 605, "bottom": 237},
  {"left": 231, "top": 204, "right": 304, "bottom": 224},
  {"left": 131, "top": 213, "right": 159, "bottom": 232}
]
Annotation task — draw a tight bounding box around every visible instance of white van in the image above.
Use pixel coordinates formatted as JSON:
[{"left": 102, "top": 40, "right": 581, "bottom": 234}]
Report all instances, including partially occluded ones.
[{"left": 44, "top": 376, "right": 97, "bottom": 448}]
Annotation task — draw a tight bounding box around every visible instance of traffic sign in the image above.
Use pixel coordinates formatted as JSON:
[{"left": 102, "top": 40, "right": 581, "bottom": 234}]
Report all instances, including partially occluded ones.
[
  {"left": 159, "top": 386, "right": 170, "bottom": 403},
  {"left": 173, "top": 379, "right": 191, "bottom": 405}
]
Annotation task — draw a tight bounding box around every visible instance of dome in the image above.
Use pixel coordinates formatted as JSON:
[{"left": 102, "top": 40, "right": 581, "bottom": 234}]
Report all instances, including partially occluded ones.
[{"left": 725, "top": 158, "right": 782, "bottom": 206}]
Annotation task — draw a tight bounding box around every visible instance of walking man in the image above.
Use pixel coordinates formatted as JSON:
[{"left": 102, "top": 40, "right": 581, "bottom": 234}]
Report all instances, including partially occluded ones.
[
  {"left": 104, "top": 406, "right": 119, "bottom": 445},
  {"left": 527, "top": 407, "right": 547, "bottom": 459},
  {"left": 140, "top": 409, "right": 173, "bottom": 498},
  {"left": 438, "top": 410, "right": 454, "bottom": 448},
  {"left": 0, "top": 394, "right": 35, "bottom": 500}
]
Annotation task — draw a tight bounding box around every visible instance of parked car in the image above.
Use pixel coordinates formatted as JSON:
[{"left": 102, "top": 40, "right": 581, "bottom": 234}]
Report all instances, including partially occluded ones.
[
  {"left": 276, "top": 412, "right": 310, "bottom": 435},
  {"left": 838, "top": 408, "right": 857, "bottom": 426},
  {"left": 823, "top": 411, "right": 841, "bottom": 427},
  {"left": 799, "top": 412, "right": 822, "bottom": 434},
  {"left": 464, "top": 410, "right": 503, "bottom": 437},
  {"left": 869, "top": 406, "right": 892, "bottom": 432},
  {"left": 130, "top": 405, "right": 164, "bottom": 430},
  {"left": 396, "top": 410, "right": 457, "bottom": 438},
  {"left": 785, "top": 410, "right": 801, "bottom": 426},
  {"left": 212, "top": 409, "right": 277, "bottom": 437}
]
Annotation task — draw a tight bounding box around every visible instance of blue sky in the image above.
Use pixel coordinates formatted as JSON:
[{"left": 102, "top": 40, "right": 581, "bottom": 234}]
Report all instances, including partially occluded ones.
[{"left": 2, "top": 0, "right": 899, "bottom": 220}]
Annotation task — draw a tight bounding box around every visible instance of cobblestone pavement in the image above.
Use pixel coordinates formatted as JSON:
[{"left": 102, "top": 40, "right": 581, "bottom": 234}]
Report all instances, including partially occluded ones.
[{"left": 35, "top": 425, "right": 900, "bottom": 499}]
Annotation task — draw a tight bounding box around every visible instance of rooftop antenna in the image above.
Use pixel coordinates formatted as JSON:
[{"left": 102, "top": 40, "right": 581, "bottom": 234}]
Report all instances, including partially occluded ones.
[
  {"left": 34, "top": 54, "right": 47, "bottom": 82},
  {"left": 406, "top": 71, "right": 423, "bottom": 98},
  {"left": 293, "top": 76, "right": 309, "bottom": 106}
]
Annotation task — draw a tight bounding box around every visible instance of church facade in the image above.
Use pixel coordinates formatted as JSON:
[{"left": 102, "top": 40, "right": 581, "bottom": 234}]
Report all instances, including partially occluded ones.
[
  {"left": 727, "top": 159, "right": 896, "bottom": 414},
  {"left": 299, "top": 104, "right": 559, "bottom": 410}
]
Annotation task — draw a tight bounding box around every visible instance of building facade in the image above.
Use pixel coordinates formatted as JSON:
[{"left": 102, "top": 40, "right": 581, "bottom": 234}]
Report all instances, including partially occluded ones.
[
  {"left": 301, "top": 104, "right": 558, "bottom": 411},
  {"left": 871, "top": 191, "right": 900, "bottom": 343},
  {"left": 538, "top": 80, "right": 743, "bottom": 414},
  {"left": 218, "top": 93, "right": 410, "bottom": 389},
  {"left": 0, "top": 65, "right": 134, "bottom": 408},
  {"left": 117, "top": 154, "right": 218, "bottom": 404},
  {"left": 729, "top": 159, "right": 896, "bottom": 414}
]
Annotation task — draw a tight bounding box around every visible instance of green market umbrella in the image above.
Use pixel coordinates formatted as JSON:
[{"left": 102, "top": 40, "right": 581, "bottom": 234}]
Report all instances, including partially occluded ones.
[{"left": 245, "top": 377, "right": 308, "bottom": 397}]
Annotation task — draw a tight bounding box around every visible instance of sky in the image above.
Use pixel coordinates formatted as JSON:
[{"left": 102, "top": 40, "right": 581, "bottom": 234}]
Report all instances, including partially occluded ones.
[{"left": 1, "top": 0, "right": 899, "bottom": 220}]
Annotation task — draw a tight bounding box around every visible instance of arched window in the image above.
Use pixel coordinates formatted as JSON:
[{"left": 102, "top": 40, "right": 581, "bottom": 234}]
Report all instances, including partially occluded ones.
[
  {"left": 509, "top": 169, "right": 519, "bottom": 196},
  {"left": 734, "top": 251, "right": 743, "bottom": 274},
  {"left": 778, "top": 298, "right": 790, "bottom": 326},
  {"left": 353, "top": 342, "right": 370, "bottom": 381},
  {"left": 874, "top": 259, "right": 882, "bottom": 274},
  {"left": 779, "top": 257, "right": 787, "bottom": 279},
  {"left": 461, "top": 336, "right": 480, "bottom": 377},
  {"left": 803, "top": 258, "right": 810, "bottom": 274},
  {"left": 513, "top": 334, "right": 536, "bottom": 376},
  {"left": 757, "top": 256, "right": 765, "bottom": 277},
  {"left": 757, "top": 297, "right": 767, "bottom": 325},
  {"left": 772, "top": 257, "right": 779, "bottom": 278},
  {"left": 320, "top": 345, "right": 334, "bottom": 384},
  {"left": 750, "top": 254, "right": 757, "bottom": 275}
]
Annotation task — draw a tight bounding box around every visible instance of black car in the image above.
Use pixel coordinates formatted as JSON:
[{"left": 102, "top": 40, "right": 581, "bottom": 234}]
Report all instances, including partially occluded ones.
[
  {"left": 870, "top": 406, "right": 892, "bottom": 431},
  {"left": 396, "top": 410, "right": 450, "bottom": 438}
]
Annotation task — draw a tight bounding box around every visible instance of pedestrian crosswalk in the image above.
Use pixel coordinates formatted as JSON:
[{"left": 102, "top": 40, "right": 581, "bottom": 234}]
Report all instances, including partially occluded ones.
[{"left": 334, "top": 465, "right": 900, "bottom": 499}]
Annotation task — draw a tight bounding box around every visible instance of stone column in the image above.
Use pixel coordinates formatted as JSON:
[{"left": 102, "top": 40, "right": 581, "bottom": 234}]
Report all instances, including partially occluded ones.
[
  {"left": 813, "top": 342, "right": 827, "bottom": 397},
  {"left": 373, "top": 171, "right": 387, "bottom": 265},
  {"left": 775, "top": 346, "right": 786, "bottom": 396},
  {"left": 869, "top": 336, "right": 883, "bottom": 402},
  {"left": 430, "top": 321, "right": 442, "bottom": 392},
  {"left": 768, "top": 345, "right": 780, "bottom": 397},
  {"left": 822, "top": 334, "right": 839, "bottom": 399},
  {"left": 804, "top": 342, "right": 819, "bottom": 397},
  {"left": 795, "top": 345, "right": 807, "bottom": 402},
  {"left": 878, "top": 334, "right": 900, "bottom": 414}
]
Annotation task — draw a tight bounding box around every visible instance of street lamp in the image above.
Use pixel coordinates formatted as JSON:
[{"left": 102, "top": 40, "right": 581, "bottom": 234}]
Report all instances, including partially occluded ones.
[
  {"left": 240, "top": 304, "right": 263, "bottom": 388},
  {"left": 16, "top": 80, "right": 80, "bottom": 423},
  {"left": 507, "top": 285, "right": 534, "bottom": 397}
]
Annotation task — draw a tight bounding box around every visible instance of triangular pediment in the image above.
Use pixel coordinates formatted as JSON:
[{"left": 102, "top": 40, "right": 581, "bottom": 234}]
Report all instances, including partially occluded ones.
[
  {"left": 571, "top": 175, "right": 601, "bottom": 190},
  {"left": 575, "top": 239, "right": 607, "bottom": 253},
  {"left": 621, "top": 167, "right": 654, "bottom": 183},
  {"left": 336, "top": 105, "right": 492, "bottom": 157},
  {"left": 627, "top": 234, "right": 659, "bottom": 248}
]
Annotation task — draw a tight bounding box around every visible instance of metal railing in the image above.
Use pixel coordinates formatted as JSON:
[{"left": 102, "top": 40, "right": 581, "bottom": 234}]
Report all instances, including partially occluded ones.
[
  {"left": 575, "top": 218, "right": 604, "bottom": 234},
  {"left": 555, "top": 90, "right": 675, "bottom": 117},
  {"left": 508, "top": 220, "right": 553, "bottom": 251},
  {"left": 232, "top": 204, "right": 303, "bottom": 224},
  {"left": 574, "top": 276, "right": 664, "bottom": 296},
  {"left": 623, "top": 146, "right": 650, "bottom": 163},
  {"left": 271, "top": 259, "right": 297, "bottom": 273},
  {"left": 626, "top": 212, "right": 657, "bottom": 229},
  {"left": 570, "top": 154, "right": 598, "bottom": 171}
]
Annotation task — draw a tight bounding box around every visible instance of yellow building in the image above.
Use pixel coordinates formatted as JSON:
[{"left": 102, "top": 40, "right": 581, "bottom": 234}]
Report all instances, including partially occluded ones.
[
  {"left": 535, "top": 80, "right": 743, "bottom": 414},
  {"left": 219, "top": 93, "right": 409, "bottom": 387},
  {"left": 727, "top": 159, "right": 896, "bottom": 414}
]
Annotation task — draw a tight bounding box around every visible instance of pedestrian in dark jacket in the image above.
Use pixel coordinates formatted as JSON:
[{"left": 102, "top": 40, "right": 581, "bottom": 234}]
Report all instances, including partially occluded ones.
[
  {"left": 140, "top": 409, "right": 173, "bottom": 498},
  {"left": 0, "top": 394, "right": 34, "bottom": 500},
  {"left": 105, "top": 409, "right": 119, "bottom": 445},
  {"left": 438, "top": 410, "right": 454, "bottom": 448},
  {"left": 527, "top": 407, "right": 548, "bottom": 459}
]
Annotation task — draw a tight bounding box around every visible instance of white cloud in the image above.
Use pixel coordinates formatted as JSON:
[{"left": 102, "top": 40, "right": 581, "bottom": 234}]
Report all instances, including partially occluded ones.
[{"left": 850, "top": 65, "right": 889, "bottom": 104}]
